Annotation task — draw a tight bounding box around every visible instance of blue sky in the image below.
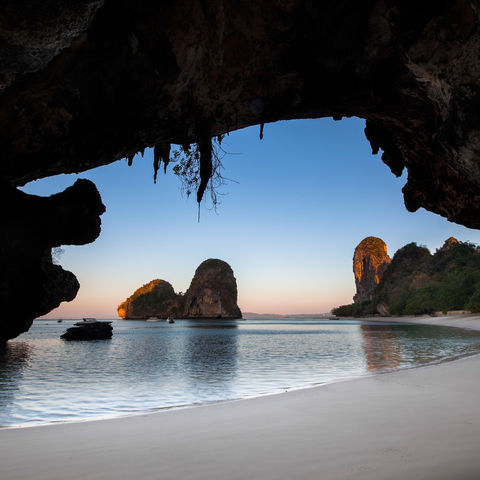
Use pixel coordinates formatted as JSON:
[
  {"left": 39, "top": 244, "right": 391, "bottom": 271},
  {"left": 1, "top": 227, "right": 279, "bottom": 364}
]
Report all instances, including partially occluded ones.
[{"left": 22, "top": 117, "right": 480, "bottom": 318}]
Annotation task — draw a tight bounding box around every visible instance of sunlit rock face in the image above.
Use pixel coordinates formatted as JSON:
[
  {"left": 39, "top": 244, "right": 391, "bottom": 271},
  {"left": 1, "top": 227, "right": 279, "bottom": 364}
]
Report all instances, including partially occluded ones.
[
  {"left": 1, "top": 2, "right": 480, "bottom": 228},
  {"left": 184, "top": 259, "right": 242, "bottom": 319},
  {"left": 353, "top": 237, "right": 391, "bottom": 303},
  {"left": 0, "top": 179, "right": 105, "bottom": 341},
  {"left": 117, "top": 279, "right": 181, "bottom": 319}
]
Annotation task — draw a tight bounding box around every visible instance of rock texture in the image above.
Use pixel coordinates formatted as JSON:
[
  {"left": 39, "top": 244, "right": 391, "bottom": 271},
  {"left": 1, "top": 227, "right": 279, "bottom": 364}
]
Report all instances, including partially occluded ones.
[
  {"left": 0, "top": 179, "right": 105, "bottom": 341},
  {"left": 1, "top": 2, "right": 480, "bottom": 228},
  {"left": 335, "top": 236, "right": 480, "bottom": 316},
  {"left": 117, "top": 259, "right": 242, "bottom": 319},
  {"left": 117, "top": 279, "right": 181, "bottom": 319},
  {"left": 184, "top": 259, "right": 242, "bottom": 319},
  {"left": 353, "top": 237, "right": 391, "bottom": 303},
  {"left": 3, "top": 3, "right": 480, "bottom": 332}
]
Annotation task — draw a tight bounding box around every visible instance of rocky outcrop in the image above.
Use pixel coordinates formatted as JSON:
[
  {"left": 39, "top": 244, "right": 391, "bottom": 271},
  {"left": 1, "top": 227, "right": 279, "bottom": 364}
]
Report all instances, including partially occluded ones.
[
  {"left": 61, "top": 320, "right": 113, "bottom": 340},
  {"left": 118, "top": 259, "right": 241, "bottom": 320},
  {"left": 184, "top": 259, "right": 242, "bottom": 319},
  {"left": 0, "top": 179, "right": 105, "bottom": 341},
  {"left": 117, "top": 279, "right": 181, "bottom": 319},
  {"left": 353, "top": 237, "right": 391, "bottom": 303}
]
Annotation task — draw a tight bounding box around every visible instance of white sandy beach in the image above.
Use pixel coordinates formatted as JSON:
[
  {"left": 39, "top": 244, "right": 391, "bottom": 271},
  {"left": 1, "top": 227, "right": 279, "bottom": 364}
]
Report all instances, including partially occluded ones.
[{"left": 1, "top": 314, "right": 480, "bottom": 479}]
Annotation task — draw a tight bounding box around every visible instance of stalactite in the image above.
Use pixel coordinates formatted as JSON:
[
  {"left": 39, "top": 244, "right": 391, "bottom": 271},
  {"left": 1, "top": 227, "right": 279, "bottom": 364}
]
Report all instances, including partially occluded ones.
[
  {"left": 127, "top": 155, "right": 134, "bottom": 166},
  {"left": 196, "top": 134, "right": 212, "bottom": 204},
  {"left": 259, "top": 123, "right": 264, "bottom": 140},
  {"left": 140, "top": 148, "right": 145, "bottom": 158},
  {"left": 153, "top": 146, "right": 160, "bottom": 183},
  {"left": 153, "top": 143, "right": 171, "bottom": 183}
]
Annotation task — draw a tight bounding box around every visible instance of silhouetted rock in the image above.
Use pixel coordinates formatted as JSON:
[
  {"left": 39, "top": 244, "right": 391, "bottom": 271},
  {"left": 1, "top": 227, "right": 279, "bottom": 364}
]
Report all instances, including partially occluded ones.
[
  {"left": 0, "top": 179, "right": 105, "bottom": 342},
  {"left": 117, "top": 280, "right": 181, "bottom": 319},
  {"left": 184, "top": 259, "right": 242, "bottom": 319},
  {"left": 61, "top": 321, "right": 112, "bottom": 340},
  {"left": 353, "top": 237, "right": 391, "bottom": 303}
]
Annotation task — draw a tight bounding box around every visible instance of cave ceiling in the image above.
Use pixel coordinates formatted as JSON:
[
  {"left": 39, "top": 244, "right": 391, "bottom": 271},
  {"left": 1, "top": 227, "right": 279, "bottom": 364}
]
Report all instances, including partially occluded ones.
[{"left": 2, "top": 1, "right": 480, "bottom": 227}]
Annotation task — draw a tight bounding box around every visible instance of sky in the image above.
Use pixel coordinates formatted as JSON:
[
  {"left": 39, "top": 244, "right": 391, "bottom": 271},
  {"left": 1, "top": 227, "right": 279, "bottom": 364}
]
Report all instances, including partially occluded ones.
[{"left": 22, "top": 117, "right": 480, "bottom": 318}]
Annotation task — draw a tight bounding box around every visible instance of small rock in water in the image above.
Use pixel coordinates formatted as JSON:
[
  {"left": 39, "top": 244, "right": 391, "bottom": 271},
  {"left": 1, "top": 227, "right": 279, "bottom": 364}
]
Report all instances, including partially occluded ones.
[{"left": 61, "top": 321, "right": 113, "bottom": 340}]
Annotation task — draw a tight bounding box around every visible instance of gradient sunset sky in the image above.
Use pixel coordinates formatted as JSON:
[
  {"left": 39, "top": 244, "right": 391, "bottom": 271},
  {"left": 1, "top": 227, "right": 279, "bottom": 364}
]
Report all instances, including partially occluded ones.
[{"left": 22, "top": 117, "right": 480, "bottom": 318}]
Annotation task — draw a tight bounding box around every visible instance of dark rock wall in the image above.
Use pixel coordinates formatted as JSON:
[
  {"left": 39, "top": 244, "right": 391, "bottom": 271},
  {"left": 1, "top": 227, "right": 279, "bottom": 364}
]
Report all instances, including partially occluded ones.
[
  {"left": 1, "top": 2, "right": 480, "bottom": 227},
  {"left": 0, "top": 179, "right": 105, "bottom": 341}
]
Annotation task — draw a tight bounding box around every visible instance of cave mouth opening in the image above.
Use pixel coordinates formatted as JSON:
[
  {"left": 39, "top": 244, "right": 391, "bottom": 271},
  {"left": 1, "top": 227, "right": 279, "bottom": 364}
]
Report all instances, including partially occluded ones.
[{"left": 21, "top": 115, "right": 480, "bottom": 326}]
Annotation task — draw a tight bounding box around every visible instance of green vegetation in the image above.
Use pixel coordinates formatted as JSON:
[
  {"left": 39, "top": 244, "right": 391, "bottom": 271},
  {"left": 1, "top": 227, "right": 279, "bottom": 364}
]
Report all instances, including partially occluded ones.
[
  {"left": 332, "top": 301, "right": 377, "bottom": 317},
  {"left": 333, "top": 239, "right": 480, "bottom": 317}
]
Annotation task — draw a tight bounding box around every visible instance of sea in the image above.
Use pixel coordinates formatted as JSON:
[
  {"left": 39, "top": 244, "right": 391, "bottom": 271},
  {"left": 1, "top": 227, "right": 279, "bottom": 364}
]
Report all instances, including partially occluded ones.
[{"left": 1, "top": 318, "right": 480, "bottom": 428}]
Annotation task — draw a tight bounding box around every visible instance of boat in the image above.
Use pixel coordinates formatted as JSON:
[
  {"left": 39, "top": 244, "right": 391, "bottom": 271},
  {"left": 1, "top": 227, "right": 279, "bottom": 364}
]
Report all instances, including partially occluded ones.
[
  {"left": 82, "top": 317, "right": 97, "bottom": 323},
  {"left": 146, "top": 317, "right": 161, "bottom": 322},
  {"left": 166, "top": 317, "right": 175, "bottom": 324}
]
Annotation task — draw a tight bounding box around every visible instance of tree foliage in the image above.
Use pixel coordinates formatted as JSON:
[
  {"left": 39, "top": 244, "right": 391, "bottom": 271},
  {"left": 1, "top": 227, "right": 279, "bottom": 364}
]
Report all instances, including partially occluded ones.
[
  {"left": 334, "top": 240, "right": 480, "bottom": 317},
  {"left": 170, "top": 136, "right": 229, "bottom": 211}
]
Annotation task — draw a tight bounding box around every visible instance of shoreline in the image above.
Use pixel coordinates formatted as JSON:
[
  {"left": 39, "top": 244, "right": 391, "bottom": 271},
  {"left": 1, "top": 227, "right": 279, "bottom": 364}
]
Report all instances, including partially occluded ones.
[
  {"left": 4, "top": 314, "right": 476, "bottom": 431},
  {"left": 1, "top": 315, "right": 480, "bottom": 479}
]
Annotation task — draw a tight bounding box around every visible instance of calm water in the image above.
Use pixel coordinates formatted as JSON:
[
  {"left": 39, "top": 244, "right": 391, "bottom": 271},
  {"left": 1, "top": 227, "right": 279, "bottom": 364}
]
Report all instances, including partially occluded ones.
[{"left": 1, "top": 318, "right": 480, "bottom": 428}]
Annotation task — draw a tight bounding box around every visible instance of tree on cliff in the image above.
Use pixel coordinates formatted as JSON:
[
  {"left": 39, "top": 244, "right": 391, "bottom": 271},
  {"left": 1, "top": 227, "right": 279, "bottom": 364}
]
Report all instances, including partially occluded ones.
[{"left": 333, "top": 238, "right": 480, "bottom": 317}]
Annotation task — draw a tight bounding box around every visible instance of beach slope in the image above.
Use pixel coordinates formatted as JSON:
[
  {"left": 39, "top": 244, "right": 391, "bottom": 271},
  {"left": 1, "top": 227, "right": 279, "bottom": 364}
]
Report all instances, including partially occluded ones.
[{"left": 1, "top": 315, "right": 480, "bottom": 479}]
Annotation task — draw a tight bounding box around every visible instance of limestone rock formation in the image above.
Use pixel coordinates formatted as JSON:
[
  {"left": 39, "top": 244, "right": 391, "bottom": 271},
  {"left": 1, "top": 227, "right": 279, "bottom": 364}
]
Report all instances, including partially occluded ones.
[
  {"left": 0, "top": 179, "right": 105, "bottom": 341},
  {"left": 3, "top": 3, "right": 480, "bottom": 330},
  {"left": 118, "top": 260, "right": 242, "bottom": 320},
  {"left": 353, "top": 237, "right": 391, "bottom": 303},
  {"left": 184, "top": 259, "right": 242, "bottom": 319},
  {"left": 117, "top": 280, "right": 181, "bottom": 319}
]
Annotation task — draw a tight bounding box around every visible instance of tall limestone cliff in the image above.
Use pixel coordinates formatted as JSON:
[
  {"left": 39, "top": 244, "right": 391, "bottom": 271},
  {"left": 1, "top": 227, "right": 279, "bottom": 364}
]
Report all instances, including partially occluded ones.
[
  {"left": 117, "top": 259, "right": 241, "bottom": 319},
  {"left": 183, "top": 259, "right": 242, "bottom": 319},
  {"left": 353, "top": 237, "right": 391, "bottom": 303}
]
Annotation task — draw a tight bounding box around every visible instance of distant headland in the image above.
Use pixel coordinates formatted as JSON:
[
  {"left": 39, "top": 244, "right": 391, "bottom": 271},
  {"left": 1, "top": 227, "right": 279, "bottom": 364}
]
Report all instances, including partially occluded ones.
[
  {"left": 117, "top": 259, "right": 242, "bottom": 320},
  {"left": 333, "top": 236, "right": 480, "bottom": 317}
]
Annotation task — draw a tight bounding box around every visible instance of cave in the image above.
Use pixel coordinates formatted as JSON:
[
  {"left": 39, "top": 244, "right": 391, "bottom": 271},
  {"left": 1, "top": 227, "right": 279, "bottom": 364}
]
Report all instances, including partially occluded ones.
[{"left": 2, "top": 0, "right": 480, "bottom": 339}]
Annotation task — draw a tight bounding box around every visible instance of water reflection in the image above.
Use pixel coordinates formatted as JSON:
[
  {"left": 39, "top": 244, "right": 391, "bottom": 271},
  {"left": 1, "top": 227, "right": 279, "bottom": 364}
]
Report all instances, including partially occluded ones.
[
  {"left": 0, "top": 341, "right": 32, "bottom": 406},
  {"left": 360, "top": 324, "right": 402, "bottom": 371},
  {"left": 360, "top": 323, "right": 480, "bottom": 372},
  {"left": 1, "top": 320, "right": 480, "bottom": 427},
  {"left": 184, "top": 321, "right": 238, "bottom": 390}
]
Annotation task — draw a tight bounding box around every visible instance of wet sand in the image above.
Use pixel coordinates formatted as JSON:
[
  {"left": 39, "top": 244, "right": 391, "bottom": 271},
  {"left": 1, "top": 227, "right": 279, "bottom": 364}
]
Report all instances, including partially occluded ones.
[{"left": 1, "top": 314, "right": 480, "bottom": 479}]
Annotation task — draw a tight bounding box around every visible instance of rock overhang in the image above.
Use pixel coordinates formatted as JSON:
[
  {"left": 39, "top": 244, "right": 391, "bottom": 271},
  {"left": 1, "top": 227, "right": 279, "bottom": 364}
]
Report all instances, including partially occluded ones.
[
  {"left": 2, "top": 1, "right": 480, "bottom": 338},
  {"left": 1, "top": 1, "right": 480, "bottom": 228}
]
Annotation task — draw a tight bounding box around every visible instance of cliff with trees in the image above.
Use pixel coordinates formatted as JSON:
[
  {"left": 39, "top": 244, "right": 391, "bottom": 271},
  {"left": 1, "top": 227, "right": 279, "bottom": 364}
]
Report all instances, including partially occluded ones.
[{"left": 333, "top": 238, "right": 480, "bottom": 316}]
